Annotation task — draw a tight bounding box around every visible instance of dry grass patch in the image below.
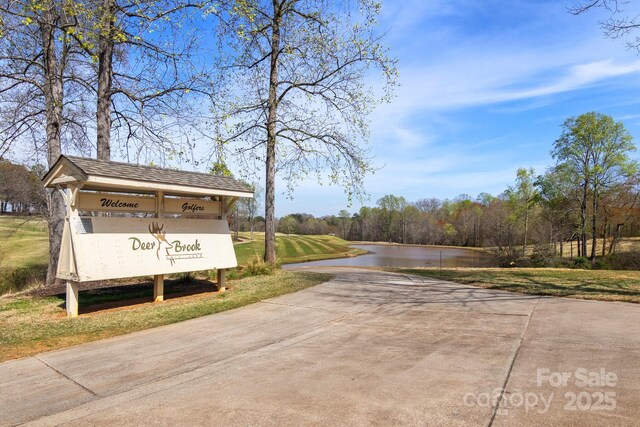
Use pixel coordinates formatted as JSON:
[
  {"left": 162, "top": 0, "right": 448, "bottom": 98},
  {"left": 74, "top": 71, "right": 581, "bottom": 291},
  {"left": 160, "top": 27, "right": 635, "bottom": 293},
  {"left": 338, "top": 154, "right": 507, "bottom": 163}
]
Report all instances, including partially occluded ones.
[{"left": 398, "top": 267, "right": 640, "bottom": 303}]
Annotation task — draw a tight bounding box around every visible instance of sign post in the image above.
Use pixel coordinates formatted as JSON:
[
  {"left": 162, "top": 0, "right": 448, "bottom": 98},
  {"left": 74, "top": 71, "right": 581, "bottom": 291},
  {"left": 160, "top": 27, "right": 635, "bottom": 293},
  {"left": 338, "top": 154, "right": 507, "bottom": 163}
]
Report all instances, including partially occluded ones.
[
  {"left": 154, "top": 190, "right": 165, "bottom": 302},
  {"left": 57, "top": 183, "right": 82, "bottom": 317},
  {"left": 217, "top": 197, "right": 227, "bottom": 291},
  {"left": 66, "top": 281, "right": 79, "bottom": 318}
]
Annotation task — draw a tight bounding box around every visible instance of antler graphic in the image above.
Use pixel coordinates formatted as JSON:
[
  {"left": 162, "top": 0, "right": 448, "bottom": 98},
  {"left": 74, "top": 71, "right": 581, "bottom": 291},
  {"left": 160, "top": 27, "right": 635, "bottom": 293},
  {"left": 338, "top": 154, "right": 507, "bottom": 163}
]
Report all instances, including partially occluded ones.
[
  {"left": 148, "top": 222, "right": 165, "bottom": 239},
  {"left": 148, "top": 222, "right": 175, "bottom": 264}
]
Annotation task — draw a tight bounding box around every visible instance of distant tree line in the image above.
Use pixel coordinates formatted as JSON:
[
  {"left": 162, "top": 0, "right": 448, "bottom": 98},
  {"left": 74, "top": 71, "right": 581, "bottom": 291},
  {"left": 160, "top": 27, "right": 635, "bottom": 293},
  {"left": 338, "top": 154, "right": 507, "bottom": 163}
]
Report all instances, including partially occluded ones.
[
  {"left": 272, "top": 112, "right": 639, "bottom": 266},
  {"left": 0, "top": 160, "right": 47, "bottom": 215},
  {"left": 275, "top": 177, "right": 638, "bottom": 264}
]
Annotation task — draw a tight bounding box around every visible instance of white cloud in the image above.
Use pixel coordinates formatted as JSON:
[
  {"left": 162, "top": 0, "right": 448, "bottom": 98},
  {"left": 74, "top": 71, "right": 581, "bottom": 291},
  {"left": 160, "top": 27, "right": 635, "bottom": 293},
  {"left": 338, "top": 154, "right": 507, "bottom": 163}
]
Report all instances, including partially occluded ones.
[
  {"left": 240, "top": 1, "right": 640, "bottom": 216},
  {"left": 505, "top": 60, "right": 640, "bottom": 101},
  {"left": 382, "top": 57, "right": 640, "bottom": 114},
  {"left": 372, "top": 0, "right": 640, "bottom": 117}
]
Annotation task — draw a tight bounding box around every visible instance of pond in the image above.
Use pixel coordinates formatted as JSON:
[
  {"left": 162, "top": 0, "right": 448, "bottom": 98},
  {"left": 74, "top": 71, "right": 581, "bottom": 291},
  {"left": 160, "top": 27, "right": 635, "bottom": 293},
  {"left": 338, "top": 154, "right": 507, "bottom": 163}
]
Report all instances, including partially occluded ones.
[{"left": 285, "top": 244, "right": 495, "bottom": 268}]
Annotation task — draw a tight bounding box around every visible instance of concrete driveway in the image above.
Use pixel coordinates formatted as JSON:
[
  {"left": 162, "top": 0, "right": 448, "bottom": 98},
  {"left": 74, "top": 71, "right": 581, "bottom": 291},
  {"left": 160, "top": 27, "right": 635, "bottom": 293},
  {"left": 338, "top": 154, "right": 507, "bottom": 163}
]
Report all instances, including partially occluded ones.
[{"left": 1, "top": 268, "right": 639, "bottom": 426}]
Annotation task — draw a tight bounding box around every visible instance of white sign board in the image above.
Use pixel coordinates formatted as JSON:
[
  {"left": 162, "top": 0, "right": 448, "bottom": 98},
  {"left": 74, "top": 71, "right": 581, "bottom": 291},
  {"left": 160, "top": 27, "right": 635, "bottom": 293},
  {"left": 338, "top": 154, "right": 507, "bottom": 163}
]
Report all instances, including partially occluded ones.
[
  {"left": 164, "top": 198, "right": 220, "bottom": 215},
  {"left": 62, "top": 217, "right": 236, "bottom": 281},
  {"left": 77, "top": 192, "right": 156, "bottom": 213}
]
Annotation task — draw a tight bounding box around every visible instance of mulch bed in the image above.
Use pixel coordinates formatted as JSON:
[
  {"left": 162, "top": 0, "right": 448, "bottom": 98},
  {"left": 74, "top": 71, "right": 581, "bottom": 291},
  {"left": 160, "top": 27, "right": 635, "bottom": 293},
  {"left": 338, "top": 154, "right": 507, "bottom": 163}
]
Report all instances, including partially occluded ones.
[
  {"left": 26, "top": 277, "right": 222, "bottom": 315},
  {"left": 28, "top": 276, "right": 218, "bottom": 297}
]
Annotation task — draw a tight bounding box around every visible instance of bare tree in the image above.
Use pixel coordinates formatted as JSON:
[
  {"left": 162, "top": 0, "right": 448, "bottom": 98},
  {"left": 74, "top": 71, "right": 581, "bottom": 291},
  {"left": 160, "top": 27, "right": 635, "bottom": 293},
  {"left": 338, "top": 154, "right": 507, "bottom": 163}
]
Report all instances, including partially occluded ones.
[
  {"left": 67, "top": 0, "right": 212, "bottom": 162},
  {"left": 241, "top": 182, "right": 262, "bottom": 240},
  {"left": 0, "top": 0, "right": 94, "bottom": 285},
  {"left": 570, "top": 1, "right": 640, "bottom": 52},
  {"left": 211, "top": 0, "right": 397, "bottom": 262},
  {"left": 598, "top": 175, "right": 639, "bottom": 255}
]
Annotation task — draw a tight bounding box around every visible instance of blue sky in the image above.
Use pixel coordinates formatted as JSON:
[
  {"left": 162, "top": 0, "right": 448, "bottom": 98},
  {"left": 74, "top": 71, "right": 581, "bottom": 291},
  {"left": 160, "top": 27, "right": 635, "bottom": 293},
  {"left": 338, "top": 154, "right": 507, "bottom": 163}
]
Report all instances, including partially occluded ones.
[
  {"left": 12, "top": 0, "right": 640, "bottom": 217},
  {"left": 276, "top": 0, "right": 640, "bottom": 216}
]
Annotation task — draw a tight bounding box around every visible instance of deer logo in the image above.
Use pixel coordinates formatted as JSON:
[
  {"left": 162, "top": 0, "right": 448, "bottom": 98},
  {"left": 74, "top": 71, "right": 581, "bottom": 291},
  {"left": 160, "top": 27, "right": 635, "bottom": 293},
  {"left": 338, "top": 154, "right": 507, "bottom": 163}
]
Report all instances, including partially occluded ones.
[{"left": 148, "top": 222, "right": 175, "bottom": 265}]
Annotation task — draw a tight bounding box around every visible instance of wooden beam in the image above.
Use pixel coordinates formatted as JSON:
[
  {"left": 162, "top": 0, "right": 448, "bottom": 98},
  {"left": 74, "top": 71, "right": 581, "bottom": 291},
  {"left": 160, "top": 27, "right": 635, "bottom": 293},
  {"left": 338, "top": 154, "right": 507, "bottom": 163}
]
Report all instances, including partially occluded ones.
[
  {"left": 154, "top": 275, "right": 164, "bottom": 302},
  {"left": 153, "top": 191, "right": 165, "bottom": 303},
  {"left": 66, "top": 281, "right": 79, "bottom": 318},
  {"left": 217, "top": 196, "right": 227, "bottom": 291},
  {"left": 85, "top": 176, "right": 254, "bottom": 198},
  {"left": 217, "top": 269, "right": 226, "bottom": 292},
  {"left": 51, "top": 175, "right": 81, "bottom": 185}
]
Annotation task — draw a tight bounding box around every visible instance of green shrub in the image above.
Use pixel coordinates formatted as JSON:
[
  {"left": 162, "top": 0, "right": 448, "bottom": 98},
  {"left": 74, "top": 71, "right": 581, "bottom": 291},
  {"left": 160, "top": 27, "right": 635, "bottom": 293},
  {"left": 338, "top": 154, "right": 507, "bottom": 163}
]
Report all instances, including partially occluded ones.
[
  {"left": 175, "top": 271, "right": 196, "bottom": 285},
  {"left": 606, "top": 251, "right": 640, "bottom": 270},
  {"left": 244, "top": 255, "right": 279, "bottom": 276},
  {"left": 572, "top": 257, "right": 592, "bottom": 269},
  {"left": 226, "top": 269, "right": 242, "bottom": 280},
  {"left": 592, "top": 259, "right": 610, "bottom": 270},
  {"left": 229, "top": 255, "right": 280, "bottom": 279},
  {"left": 490, "top": 247, "right": 521, "bottom": 268},
  {"left": 530, "top": 244, "right": 561, "bottom": 267},
  {"left": 0, "top": 264, "right": 47, "bottom": 295}
]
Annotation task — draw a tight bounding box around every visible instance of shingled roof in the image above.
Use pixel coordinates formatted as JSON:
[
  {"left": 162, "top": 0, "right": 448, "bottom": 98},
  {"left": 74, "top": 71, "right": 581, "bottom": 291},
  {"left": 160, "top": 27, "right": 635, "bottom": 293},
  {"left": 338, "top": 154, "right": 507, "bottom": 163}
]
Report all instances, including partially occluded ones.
[{"left": 43, "top": 155, "right": 253, "bottom": 198}]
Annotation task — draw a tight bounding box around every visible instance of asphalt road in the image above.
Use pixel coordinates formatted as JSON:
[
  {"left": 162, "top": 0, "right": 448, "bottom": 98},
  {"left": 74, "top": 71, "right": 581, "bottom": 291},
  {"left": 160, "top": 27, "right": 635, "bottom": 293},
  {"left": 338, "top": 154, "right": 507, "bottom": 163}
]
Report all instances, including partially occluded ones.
[{"left": 1, "top": 268, "right": 638, "bottom": 426}]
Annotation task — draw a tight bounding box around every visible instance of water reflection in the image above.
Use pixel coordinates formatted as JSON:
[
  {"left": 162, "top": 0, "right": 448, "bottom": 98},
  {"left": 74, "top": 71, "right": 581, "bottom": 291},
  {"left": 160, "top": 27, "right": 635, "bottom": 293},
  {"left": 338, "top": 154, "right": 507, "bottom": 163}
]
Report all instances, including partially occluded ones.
[{"left": 286, "top": 244, "right": 494, "bottom": 268}]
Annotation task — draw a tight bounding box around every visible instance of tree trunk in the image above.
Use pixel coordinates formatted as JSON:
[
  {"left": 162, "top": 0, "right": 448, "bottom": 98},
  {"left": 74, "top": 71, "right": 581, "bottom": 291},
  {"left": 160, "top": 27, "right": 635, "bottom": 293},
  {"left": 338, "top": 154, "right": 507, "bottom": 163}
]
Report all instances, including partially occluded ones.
[
  {"left": 601, "top": 220, "right": 608, "bottom": 257},
  {"left": 523, "top": 209, "right": 529, "bottom": 258},
  {"left": 580, "top": 182, "right": 588, "bottom": 258},
  {"left": 264, "top": 1, "right": 281, "bottom": 263},
  {"left": 474, "top": 219, "right": 479, "bottom": 247},
  {"left": 570, "top": 238, "right": 573, "bottom": 259},
  {"left": 590, "top": 190, "right": 598, "bottom": 260},
  {"left": 608, "top": 223, "right": 623, "bottom": 255},
  {"left": 46, "top": 190, "right": 65, "bottom": 286},
  {"left": 40, "top": 14, "right": 65, "bottom": 286},
  {"left": 402, "top": 216, "right": 406, "bottom": 244},
  {"left": 559, "top": 224, "right": 563, "bottom": 257},
  {"left": 96, "top": 0, "right": 115, "bottom": 161},
  {"left": 234, "top": 204, "right": 239, "bottom": 239}
]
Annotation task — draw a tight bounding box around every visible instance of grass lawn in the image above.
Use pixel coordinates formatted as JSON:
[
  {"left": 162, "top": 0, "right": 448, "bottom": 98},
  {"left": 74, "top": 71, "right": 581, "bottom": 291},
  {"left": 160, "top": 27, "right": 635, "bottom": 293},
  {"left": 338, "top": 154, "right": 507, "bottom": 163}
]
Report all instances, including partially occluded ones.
[
  {"left": 398, "top": 268, "right": 640, "bottom": 304},
  {"left": 0, "top": 270, "right": 330, "bottom": 362},
  {"left": 234, "top": 232, "right": 366, "bottom": 265},
  {"left": 0, "top": 216, "right": 49, "bottom": 294},
  {"left": 0, "top": 216, "right": 48, "bottom": 268}
]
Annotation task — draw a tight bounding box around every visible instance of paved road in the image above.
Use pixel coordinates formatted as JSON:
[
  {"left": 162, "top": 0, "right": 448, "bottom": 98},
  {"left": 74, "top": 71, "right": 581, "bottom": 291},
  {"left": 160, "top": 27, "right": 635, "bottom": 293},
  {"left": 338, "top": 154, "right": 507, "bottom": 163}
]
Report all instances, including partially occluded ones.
[{"left": 1, "top": 268, "right": 639, "bottom": 426}]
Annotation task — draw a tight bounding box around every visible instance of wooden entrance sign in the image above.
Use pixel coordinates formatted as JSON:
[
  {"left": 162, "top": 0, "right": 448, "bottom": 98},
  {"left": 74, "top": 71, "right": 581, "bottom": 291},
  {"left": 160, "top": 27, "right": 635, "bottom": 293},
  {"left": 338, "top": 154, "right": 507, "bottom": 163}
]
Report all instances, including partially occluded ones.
[
  {"left": 76, "top": 192, "right": 156, "bottom": 213},
  {"left": 164, "top": 198, "right": 221, "bottom": 215},
  {"left": 43, "top": 156, "right": 253, "bottom": 317},
  {"left": 58, "top": 217, "right": 236, "bottom": 281}
]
